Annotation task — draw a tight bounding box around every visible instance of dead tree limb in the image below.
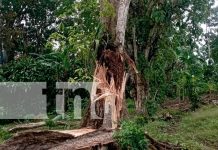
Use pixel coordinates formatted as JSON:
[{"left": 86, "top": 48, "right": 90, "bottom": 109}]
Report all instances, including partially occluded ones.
[{"left": 145, "top": 132, "right": 183, "bottom": 150}]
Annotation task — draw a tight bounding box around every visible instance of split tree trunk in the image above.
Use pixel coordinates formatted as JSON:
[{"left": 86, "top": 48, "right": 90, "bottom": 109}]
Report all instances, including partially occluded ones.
[{"left": 82, "top": 0, "right": 131, "bottom": 129}]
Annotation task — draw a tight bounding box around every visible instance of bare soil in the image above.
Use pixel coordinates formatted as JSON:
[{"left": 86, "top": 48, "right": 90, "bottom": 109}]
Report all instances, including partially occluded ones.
[
  {"left": 0, "top": 131, "right": 75, "bottom": 150},
  {"left": 0, "top": 130, "right": 116, "bottom": 150}
]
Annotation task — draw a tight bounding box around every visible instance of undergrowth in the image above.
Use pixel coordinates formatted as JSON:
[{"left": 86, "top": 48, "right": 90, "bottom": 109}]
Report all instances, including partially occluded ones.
[
  {"left": 0, "top": 127, "right": 11, "bottom": 143},
  {"left": 145, "top": 105, "right": 218, "bottom": 150},
  {"left": 114, "top": 120, "right": 148, "bottom": 150}
]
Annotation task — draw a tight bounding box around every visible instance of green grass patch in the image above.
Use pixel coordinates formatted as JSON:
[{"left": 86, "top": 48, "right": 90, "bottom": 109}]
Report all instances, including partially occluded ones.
[
  {"left": 0, "top": 127, "right": 12, "bottom": 144},
  {"left": 145, "top": 105, "right": 218, "bottom": 150}
]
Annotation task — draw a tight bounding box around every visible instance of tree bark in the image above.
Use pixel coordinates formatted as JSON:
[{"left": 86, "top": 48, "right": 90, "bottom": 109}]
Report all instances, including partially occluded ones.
[
  {"left": 115, "top": 0, "right": 131, "bottom": 49},
  {"left": 82, "top": 0, "right": 131, "bottom": 129},
  {"left": 132, "top": 26, "right": 147, "bottom": 114}
]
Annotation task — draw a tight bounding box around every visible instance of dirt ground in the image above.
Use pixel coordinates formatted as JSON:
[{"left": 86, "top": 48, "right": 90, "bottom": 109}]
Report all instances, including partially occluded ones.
[{"left": 0, "top": 130, "right": 116, "bottom": 150}]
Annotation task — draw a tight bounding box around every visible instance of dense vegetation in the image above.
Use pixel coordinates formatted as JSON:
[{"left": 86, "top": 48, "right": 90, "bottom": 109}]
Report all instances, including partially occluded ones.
[{"left": 0, "top": 0, "right": 218, "bottom": 149}]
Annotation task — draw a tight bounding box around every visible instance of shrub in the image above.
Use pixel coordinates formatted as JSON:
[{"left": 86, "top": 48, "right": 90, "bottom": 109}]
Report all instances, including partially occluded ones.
[
  {"left": 114, "top": 121, "right": 148, "bottom": 150},
  {"left": 2, "top": 56, "right": 63, "bottom": 82},
  {"left": 45, "top": 119, "right": 56, "bottom": 128}
]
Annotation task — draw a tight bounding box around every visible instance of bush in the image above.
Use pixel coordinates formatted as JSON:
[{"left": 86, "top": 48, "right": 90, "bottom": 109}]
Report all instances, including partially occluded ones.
[
  {"left": 2, "top": 56, "right": 63, "bottom": 82},
  {"left": 114, "top": 121, "right": 148, "bottom": 150},
  {"left": 45, "top": 119, "right": 56, "bottom": 128},
  {"left": 146, "top": 100, "right": 158, "bottom": 117}
]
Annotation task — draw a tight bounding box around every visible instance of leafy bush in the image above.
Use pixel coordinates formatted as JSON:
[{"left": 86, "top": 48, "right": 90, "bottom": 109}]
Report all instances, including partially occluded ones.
[
  {"left": 114, "top": 121, "right": 148, "bottom": 150},
  {"left": 2, "top": 57, "right": 61, "bottom": 82},
  {"left": 146, "top": 100, "right": 158, "bottom": 117},
  {"left": 45, "top": 119, "right": 56, "bottom": 128},
  {"left": 134, "top": 115, "right": 148, "bottom": 126}
]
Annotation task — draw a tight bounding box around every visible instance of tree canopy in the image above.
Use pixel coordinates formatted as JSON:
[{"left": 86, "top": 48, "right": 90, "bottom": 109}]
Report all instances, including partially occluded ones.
[{"left": 0, "top": 0, "right": 218, "bottom": 149}]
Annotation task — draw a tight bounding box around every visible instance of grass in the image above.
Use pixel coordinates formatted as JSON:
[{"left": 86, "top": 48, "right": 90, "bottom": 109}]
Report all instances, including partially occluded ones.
[
  {"left": 145, "top": 105, "right": 218, "bottom": 150},
  {"left": 0, "top": 127, "right": 11, "bottom": 144}
]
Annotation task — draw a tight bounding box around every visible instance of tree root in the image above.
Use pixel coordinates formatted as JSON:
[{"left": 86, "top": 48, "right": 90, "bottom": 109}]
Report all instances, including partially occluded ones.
[{"left": 145, "top": 132, "right": 183, "bottom": 150}]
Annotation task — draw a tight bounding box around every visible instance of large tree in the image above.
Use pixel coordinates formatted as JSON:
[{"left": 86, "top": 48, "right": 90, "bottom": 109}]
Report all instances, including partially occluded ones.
[
  {"left": 0, "top": 0, "right": 58, "bottom": 61},
  {"left": 124, "top": 0, "right": 214, "bottom": 113},
  {"left": 82, "top": 0, "right": 133, "bottom": 129}
]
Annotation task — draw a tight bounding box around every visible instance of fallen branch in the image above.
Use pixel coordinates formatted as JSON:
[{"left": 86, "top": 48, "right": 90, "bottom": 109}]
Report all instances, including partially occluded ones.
[
  {"left": 8, "top": 121, "right": 68, "bottom": 133},
  {"left": 8, "top": 115, "right": 67, "bottom": 133},
  {"left": 8, "top": 122, "right": 46, "bottom": 133},
  {"left": 145, "top": 132, "right": 183, "bottom": 150}
]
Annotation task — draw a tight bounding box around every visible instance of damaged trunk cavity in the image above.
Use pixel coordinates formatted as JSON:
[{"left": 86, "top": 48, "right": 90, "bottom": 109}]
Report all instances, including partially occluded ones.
[
  {"left": 82, "top": 50, "right": 127, "bottom": 129},
  {"left": 82, "top": 0, "right": 131, "bottom": 129}
]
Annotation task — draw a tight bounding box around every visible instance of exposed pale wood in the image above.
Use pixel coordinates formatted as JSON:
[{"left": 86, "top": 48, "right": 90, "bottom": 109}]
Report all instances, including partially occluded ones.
[
  {"left": 102, "top": 76, "right": 117, "bottom": 129},
  {"left": 91, "top": 63, "right": 98, "bottom": 99},
  {"left": 94, "top": 67, "right": 119, "bottom": 129},
  {"left": 118, "top": 73, "right": 128, "bottom": 118},
  {"left": 53, "top": 128, "right": 96, "bottom": 137},
  {"left": 49, "top": 130, "right": 116, "bottom": 150},
  {"left": 83, "top": 0, "right": 133, "bottom": 129},
  {"left": 110, "top": 94, "right": 117, "bottom": 129}
]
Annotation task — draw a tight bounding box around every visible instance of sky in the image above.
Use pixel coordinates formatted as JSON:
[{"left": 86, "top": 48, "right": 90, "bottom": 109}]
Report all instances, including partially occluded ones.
[
  {"left": 201, "top": 0, "right": 218, "bottom": 35},
  {"left": 215, "top": 0, "right": 218, "bottom": 7}
]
